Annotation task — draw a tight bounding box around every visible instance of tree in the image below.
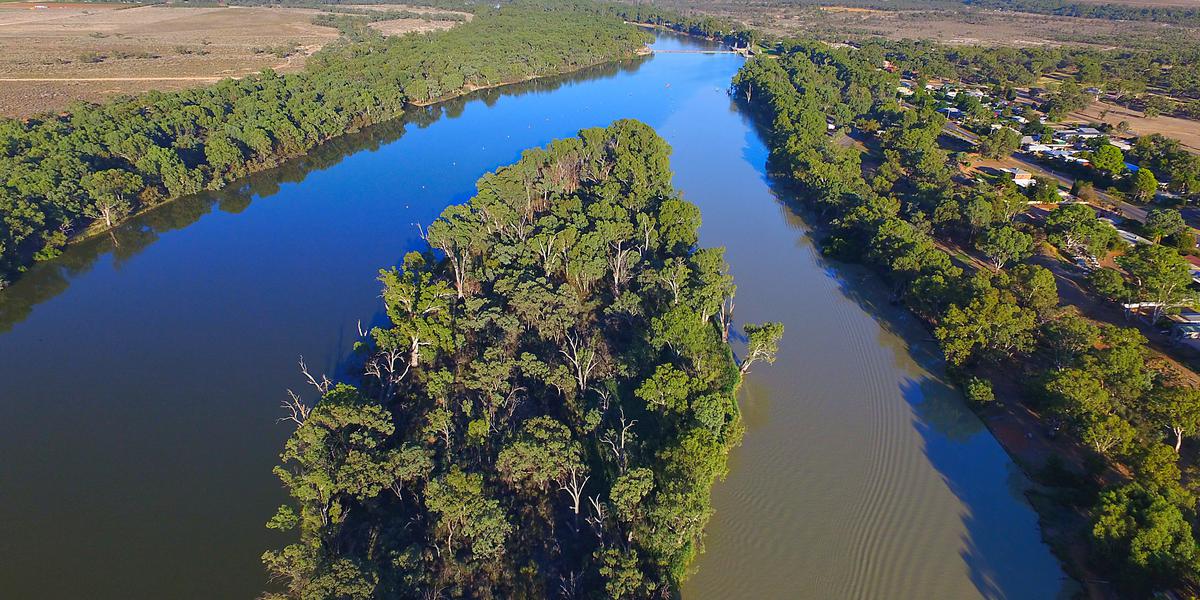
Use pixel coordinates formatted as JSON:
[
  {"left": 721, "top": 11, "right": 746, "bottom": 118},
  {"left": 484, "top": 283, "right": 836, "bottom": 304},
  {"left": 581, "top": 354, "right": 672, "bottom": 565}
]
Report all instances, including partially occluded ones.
[
  {"left": 1092, "top": 483, "right": 1200, "bottom": 590},
  {"left": 496, "top": 417, "right": 581, "bottom": 493},
  {"left": 1148, "top": 386, "right": 1200, "bottom": 452},
  {"left": 977, "top": 225, "right": 1033, "bottom": 270},
  {"left": 1131, "top": 168, "right": 1159, "bottom": 202},
  {"left": 425, "top": 467, "right": 511, "bottom": 559},
  {"left": 740, "top": 322, "right": 783, "bottom": 374},
  {"left": 1043, "top": 367, "right": 1114, "bottom": 419},
  {"left": 1092, "top": 144, "right": 1126, "bottom": 178},
  {"left": 1029, "top": 175, "right": 1060, "bottom": 203},
  {"left": 979, "top": 127, "right": 1021, "bottom": 159},
  {"left": 1008, "top": 264, "right": 1059, "bottom": 315},
  {"left": 1117, "top": 244, "right": 1195, "bottom": 322},
  {"left": 1072, "top": 179, "right": 1098, "bottom": 203},
  {"left": 1081, "top": 413, "right": 1136, "bottom": 456},
  {"left": 1090, "top": 267, "right": 1130, "bottom": 301},
  {"left": 1045, "top": 203, "right": 1116, "bottom": 258},
  {"left": 81, "top": 169, "right": 143, "bottom": 229},
  {"left": 1041, "top": 309, "right": 1100, "bottom": 367},
  {"left": 964, "top": 376, "right": 995, "bottom": 404},
  {"left": 935, "top": 280, "right": 1037, "bottom": 366},
  {"left": 636, "top": 363, "right": 692, "bottom": 414},
  {"left": 1143, "top": 208, "right": 1185, "bottom": 242}
]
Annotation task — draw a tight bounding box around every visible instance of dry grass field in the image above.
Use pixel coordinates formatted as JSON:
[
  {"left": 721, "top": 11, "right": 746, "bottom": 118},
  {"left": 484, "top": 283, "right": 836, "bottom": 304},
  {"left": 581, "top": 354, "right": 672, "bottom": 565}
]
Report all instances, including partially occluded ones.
[
  {"left": 1069, "top": 100, "right": 1200, "bottom": 153},
  {"left": 1067, "top": 0, "right": 1199, "bottom": 6},
  {"left": 643, "top": 0, "right": 1199, "bottom": 49},
  {"left": 0, "top": 2, "right": 467, "bottom": 117},
  {"left": 368, "top": 17, "right": 458, "bottom": 36}
]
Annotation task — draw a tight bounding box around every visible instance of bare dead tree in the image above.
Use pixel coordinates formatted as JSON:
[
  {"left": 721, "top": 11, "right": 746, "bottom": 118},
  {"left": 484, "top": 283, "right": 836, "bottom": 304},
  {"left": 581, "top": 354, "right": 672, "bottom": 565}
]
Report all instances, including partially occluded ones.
[
  {"left": 559, "top": 465, "right": 589, "bottom": 517},
  {"left": 585, "top": 494, "right": 606, "bottom": 540},
  {"left": 590, "top": 384, "right": 612, "bottom": 413},
  {"left": 608, "top": 237, "right": 636, "bottom": 295},
  {"left": 490, "top": 386, "right": 526, "bottom": 434},
  {"left": 558, "top": 571, "right": 580, "bottom": 599},
  {"left": 718, "top": 296, "right": 735, "bottom": 343},
  {"left": 599, "top": 407, "right": 636, "bottom": 473},
  {"left": 561, "top": 330, "right": 598, "bottom": 392},
  {"left": 278, "top": 389, "right": 311, "bottom": 426},
  {"left": 298, "top": 356, "right": 332, "bottom": 395}
]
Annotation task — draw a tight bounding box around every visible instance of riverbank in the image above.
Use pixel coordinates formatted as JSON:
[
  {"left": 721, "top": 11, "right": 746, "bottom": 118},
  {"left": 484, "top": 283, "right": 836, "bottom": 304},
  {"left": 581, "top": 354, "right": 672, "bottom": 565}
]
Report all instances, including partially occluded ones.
[
  {"left": 629, "top": 22, "right": 755, "bottom": 56},
  {"left": 0, "top": 30, "right": 1070, "bottom": 599},
  {"left": 726, "top": 45, "right": 1101, "bottom": 594},
  {"left": 50, "top": 50, "right": 648, "bottom": 258},
  {"left": 0, "top": 5, "right": 650, "bottom": 288},
  {"left": 769, "top": 172, "right": 1094, "bottom": 597}
]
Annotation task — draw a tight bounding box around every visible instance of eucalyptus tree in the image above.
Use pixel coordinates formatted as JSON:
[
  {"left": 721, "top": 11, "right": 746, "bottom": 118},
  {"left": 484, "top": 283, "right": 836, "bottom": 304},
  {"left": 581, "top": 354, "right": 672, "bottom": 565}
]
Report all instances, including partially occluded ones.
[{"left": 266, "top": 121, "right": 780, "bottom": 597}]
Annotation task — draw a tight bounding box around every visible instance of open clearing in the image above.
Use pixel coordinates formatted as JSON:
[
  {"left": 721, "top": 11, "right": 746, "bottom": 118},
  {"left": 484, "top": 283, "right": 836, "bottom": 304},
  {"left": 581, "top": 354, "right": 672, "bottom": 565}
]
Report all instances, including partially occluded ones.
[
  {"left": 1068, "top": 99, "right": 1200, "bottom": 153},
  {"left": 645, "top": 0, "right": 1199, "bottom": 49},
  {"left": 369, "top": 17, "right": 457, "bottom": 36},
  {"left": 0, "top": 2, "right": 464, "bottom": 117},
  {"left": 0, "top": 3, "right": 342, "bottom": 116},
  {"left": 1067, "top": 0, "right": 1200, "bottom": 6}
]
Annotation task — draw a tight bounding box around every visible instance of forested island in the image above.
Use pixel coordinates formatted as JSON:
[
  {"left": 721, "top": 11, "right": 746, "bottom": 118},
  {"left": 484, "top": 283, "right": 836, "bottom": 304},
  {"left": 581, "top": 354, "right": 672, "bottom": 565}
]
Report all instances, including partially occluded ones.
[
  {"left": 263, "top": 121, "right": 781, "bottom": 599},
  {"left": 0, "top": 2, "right": 649, "bottom": 288}
]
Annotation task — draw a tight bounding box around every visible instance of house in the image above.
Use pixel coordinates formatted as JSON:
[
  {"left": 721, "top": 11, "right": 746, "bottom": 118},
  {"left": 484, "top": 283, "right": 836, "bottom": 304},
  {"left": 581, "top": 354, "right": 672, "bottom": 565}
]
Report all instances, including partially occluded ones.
[
  {"left": 896, "top": 86, "right": 914, "bottom": 96},
  {"left": 937, "top": 107, "right": 962, "bottom": 119},
  {"left": 1003, "top": 168, "right": 1034, "bottom": 187},
  {"left": 1055, "top": 127, "right": 1104, "bottom": 141},
  {"left": 1110, "top": 139, "right": 1132, "bottom": 151}
]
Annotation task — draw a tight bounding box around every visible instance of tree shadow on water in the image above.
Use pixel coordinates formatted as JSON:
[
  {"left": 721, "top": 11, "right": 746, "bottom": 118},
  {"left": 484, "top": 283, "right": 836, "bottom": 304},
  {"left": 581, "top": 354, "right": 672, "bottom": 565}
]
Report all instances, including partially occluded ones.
[{"left": 733, "top": 108, "right": 1074, "bottom": 599}]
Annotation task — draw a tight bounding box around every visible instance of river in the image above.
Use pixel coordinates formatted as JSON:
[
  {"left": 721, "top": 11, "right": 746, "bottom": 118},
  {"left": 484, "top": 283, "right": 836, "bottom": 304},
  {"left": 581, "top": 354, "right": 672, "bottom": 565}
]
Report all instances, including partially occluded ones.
[{"left": 0, "top": 32, "right": 1068, "bottom": 599}]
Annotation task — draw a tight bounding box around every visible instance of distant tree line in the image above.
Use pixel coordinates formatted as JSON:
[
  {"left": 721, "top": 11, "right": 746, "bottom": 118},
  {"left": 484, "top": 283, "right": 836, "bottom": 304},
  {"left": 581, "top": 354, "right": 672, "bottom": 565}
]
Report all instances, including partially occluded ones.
[
  {"left": 735, "top": 40, "right": 1200, "bottom": 595},
  {"left": 0, "top": 1, "right": 650, "bottom": 287},
  {"left": 865, "top": 37, "right": 1200, "bottom": 103},
  {"left": 263, "top": 121, "right": 782, "bottom": 598},
  {"left": 963, "top": 0, "right": 1200, "bottom": 26}
]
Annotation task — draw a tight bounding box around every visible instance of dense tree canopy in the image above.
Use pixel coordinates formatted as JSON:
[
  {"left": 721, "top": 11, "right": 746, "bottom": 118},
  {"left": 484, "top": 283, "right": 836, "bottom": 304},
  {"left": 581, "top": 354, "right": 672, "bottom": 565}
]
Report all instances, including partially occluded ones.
[
  {"left": 733, "top": 35, "right": 1200, "bottom": 594},
  {"left": 0, "top": 2, "right": 650, "bottom": 286},
  {"left": 264, "top": 121, "right": 780, "bottom": 598}
]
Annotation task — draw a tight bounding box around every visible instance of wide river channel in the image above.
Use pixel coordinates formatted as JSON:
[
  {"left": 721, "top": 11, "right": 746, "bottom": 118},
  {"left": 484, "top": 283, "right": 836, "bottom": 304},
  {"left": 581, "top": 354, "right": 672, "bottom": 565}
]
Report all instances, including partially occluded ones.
[{"left": 0, "top": 32, "right": 1070, "bottom": 599}]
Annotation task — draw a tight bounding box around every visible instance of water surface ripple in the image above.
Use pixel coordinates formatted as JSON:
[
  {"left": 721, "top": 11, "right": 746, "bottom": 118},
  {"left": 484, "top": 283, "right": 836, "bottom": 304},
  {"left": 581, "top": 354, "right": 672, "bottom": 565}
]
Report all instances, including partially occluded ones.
[{"left": 0, "top": 33, "right": 1066, "bottom": 599}]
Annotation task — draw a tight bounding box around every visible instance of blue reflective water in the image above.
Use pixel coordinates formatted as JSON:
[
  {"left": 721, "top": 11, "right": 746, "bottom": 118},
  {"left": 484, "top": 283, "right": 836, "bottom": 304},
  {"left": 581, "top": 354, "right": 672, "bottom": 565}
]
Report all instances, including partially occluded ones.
[{"left": 0, "top": 32, "right": 1068, "bottom": 599}]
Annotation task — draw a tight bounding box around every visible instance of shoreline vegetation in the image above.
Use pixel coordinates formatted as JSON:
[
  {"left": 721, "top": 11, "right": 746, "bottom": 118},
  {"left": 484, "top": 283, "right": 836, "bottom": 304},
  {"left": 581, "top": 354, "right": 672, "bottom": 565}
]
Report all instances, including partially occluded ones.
[
  {"left": 264, "top": 120, "right": 782, "bottom": 598},
  {"left": 0, "top": 1, "right": 651, "bottom": 288},
  {"left": 731, "top": 37, "right": 1200, "bottom": 597},
  {"left": 610, "top": 3, "right": 1200, "bottom": 594}
]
